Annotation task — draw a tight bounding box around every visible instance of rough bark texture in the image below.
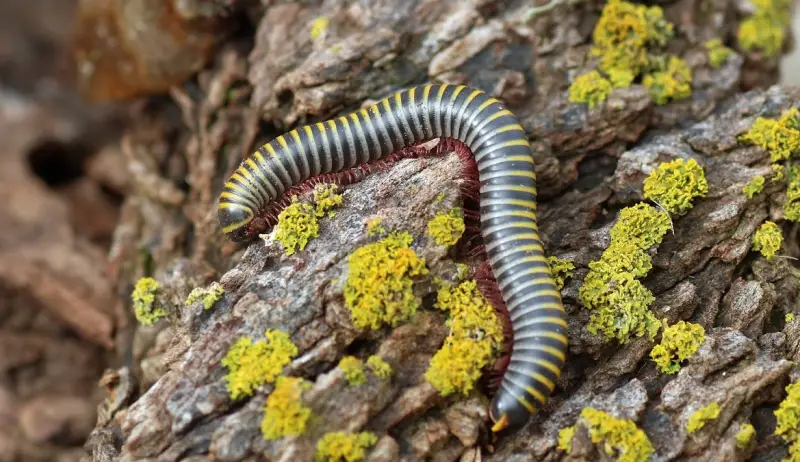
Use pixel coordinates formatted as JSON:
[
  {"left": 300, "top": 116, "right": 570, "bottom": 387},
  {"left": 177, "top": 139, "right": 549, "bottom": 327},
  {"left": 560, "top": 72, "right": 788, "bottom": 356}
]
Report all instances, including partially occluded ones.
[{"left": 2, "top": 0, "right": 800, "bottom": 461}]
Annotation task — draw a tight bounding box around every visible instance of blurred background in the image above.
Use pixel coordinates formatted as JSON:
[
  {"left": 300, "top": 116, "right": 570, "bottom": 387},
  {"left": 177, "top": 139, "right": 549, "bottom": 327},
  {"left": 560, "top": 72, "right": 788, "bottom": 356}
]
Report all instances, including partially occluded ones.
[{"left": 0, "top": 0, "right": 797, "bottom": 461}]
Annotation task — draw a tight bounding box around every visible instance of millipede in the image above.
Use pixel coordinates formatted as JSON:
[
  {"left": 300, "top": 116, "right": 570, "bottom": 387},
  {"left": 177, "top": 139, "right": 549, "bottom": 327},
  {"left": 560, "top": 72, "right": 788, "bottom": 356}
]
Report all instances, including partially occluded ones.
[{"left": 217, "top": 84, "right": 568, "bottom": 433}]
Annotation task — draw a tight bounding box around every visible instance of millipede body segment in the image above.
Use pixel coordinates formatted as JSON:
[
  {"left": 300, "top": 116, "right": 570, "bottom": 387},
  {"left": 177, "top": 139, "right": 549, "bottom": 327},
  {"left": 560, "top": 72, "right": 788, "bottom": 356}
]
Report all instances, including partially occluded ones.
[{"left": 217, "top": 84, "right": 568, "bottom": 432}]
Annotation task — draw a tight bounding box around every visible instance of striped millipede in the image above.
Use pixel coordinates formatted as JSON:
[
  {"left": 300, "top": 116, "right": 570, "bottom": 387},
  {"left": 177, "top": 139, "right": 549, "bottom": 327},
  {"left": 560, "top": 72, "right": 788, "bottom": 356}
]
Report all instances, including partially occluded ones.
[{"left": 217, "top": 84, "right": 568, "bottom": 433}]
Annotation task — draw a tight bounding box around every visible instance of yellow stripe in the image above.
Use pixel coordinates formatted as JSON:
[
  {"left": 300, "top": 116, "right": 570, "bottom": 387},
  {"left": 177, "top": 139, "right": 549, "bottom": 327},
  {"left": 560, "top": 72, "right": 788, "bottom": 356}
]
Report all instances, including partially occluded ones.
[
  {"left": 502, "top": 155, "right": 534, "bottom": 163},
  {"left": 486, "top": 109, "right": 515, "bottom": 123},
  {"left": 349, "top": 112, "right": 362, "bottom": 130},
  {"left": 505, "top": 170, "right": 537, "bottom": 180},
  {"left": 496, "top": 139, "right": 531, "bottom": 149},
  {"left": 504, "top": 233, "right": 542, "bottom": 245},
  {"left": 381, "top": 98, "right": 392, "bottom": 114},
  {"left": 536, "top": 316, "right": 568, "bottom": 329},
  {"left": 409, "top": 87, "right": 416, "bottom": 107},
  {"left": 540, "top": 331, "right": 568, "bottom": 345},
  {"left": 529, "top": 357, "right": 563, "bottom": 376},
  {"left": 340, "top": 115, "right": 350, "bottom": 130},
  {"left": 495, "top": 124, "right": 525, "bottom": 133},
  {"left": 423, "top": 84, "right": 432, "bottom": 102},
  {"left": 489, "top": 209, "right": 538, "bottom": 221},
  {"left": 264, "top": 143, "right": 278, "bottom": 158},
  {"left": 533, "top": 289, "right": 564, "bottom": 299},
  {"left": 484, "top": 198, "right": 538, "bottom": 209},
  {"left": 525, "top": 344, "right": 566, "bottom": 362},
  {"left": 437, "top": 84, "right": 447, "bottom": 102},
  {"left": 464, "top": 89, "right": 482, "bottom": 108},
  {"left": 452, "top": 85, "right": 465, "bottom": 100},
  {"left": 475, "top": 97, "right": 500, "bottom": 117},
  {"left": 327, "top": 119, "right": 338, "bottom": 132},
  {"left": 394, "top": 92, "right": 403, "bottom": 110},
  {"left": 219, "top": 191, "right": 247, "bottom": 202},
  {"left": 290, "top": 129, "right": 302, "bottom": 146},
  {"left": 252, "top": 151, "right": 267, "bottom": 167},
  {"left": 524, "top": 384, "right": 547, "bottom": 404},
  {"left": 530, "top": 372, "right": 555, "bottom": 393},
  {"left": 276, "top": 135, "right": 288, "bottom": 150},
  {"left": 245, "top": 159, "right": 266, "bottom": 180},
  {"left": 302, "top": 125, "right": 314, "bottom": 139},
  {"left": 509, "top": 389, "right": 536, "bottom": 413},
  {"left": 482, "top": 184, "right": 537, "bottom": 195},
  {"left": 315, "top": 122, "right": 327, "bottom": 133},
  {"left": 359, "top": 108, "right": 370, "bottom": 120}
]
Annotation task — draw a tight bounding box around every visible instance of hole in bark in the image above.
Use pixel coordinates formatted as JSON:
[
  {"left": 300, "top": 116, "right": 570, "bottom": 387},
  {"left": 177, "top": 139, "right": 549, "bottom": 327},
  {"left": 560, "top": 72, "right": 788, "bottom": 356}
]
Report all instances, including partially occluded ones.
[{"left": 26, "top": 138, "right": 91, "bottom": 187}]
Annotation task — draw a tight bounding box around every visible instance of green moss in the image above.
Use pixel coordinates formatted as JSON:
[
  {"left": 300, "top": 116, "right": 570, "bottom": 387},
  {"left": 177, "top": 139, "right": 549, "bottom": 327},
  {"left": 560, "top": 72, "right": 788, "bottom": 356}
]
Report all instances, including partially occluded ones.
[
  {"left": 310, "top": 17, "right": 329, "bottom": 40},
  {"left": 643, "top": 158, "right": 709, "bottom": 215},
  {"left": 275, "top": 198, "right": 319, "bottom": 255},
  {"left": 704, "top": 39, "right": 732, "bottom": 68},
  {"left": 557, "top": 425, "right": 576, "bottom": 453},
  {"left": 649, "top": 320, "right": 705, "bottom": 374},
  {"left": 580, "top": 203, "right": 671, "bottom": 343},
  {"left": 425, "top": 280, "right": 504, "bottom": 396},
  {"left": 547, "top": 256, "right": 575, "bottom": 291},
  {"left": 366, "top": 355, "right": 392, "bottom": 379},
  {"left": 743, "top": 176, "right": 766, "bottom": 198},
  {"left": 737, "top": 0, "right": 791, "bottom": 57},
  {"left": 752, "top": 221, "right": 783, "bottom": 260},
  {"left": 313, "top": 184, "right": 343, "bottom": 217},
  {"left": 343, "top": 232, "right": 428, "bottom": 330},
  {"left": 261, "top": 376, "right": 313, "bottom": 440},
  {"left": 642, "top": 55, "right": 693, "bottom": 106},
  {"left": 590, "top": 0, "right": 674, "bottom": 88},
  {"left": 738, "top": 108, "right": 800, "bottom": 162},
  {"left": 338, "top": 356, "right": 367, "bottom": 386},
  {"left": 221, "top": 329, "right": 299, "bottom": 400},
  {"left": 426, "top": 208, "right": 466, "bottom": 247},
  {"left": 579, "top": 407, "right": 655, "bottom": 462},
  {"left": 736, "top": 423, "right": 756, "bottom": 449},
  {"left": 366, "top": 217, "right": 385, "bottom": 236},
  {"left": 687, "top": 402, "right": 721, "bottom": 433},
  {"left": 185, "top": 281, "right": 224, "bottom": 310},
  {"left": 132, "top": 277, "right": 165, "bottom": 326},
  {"left": 569, "top": 70, "right": 614, "bottom": 109},
  {"left": 315, "top": 431, "right": 378, "bottom": 462}
]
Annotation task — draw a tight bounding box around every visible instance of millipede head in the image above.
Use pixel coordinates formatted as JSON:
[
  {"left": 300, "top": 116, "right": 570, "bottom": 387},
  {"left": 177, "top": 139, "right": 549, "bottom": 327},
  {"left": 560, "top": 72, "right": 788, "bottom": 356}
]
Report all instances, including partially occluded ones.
[
  {"left": 489, "top": 393, "right": 532, "bottom": 433},
  {"left": 217, "top": 203, "right": 255, "bottom": 243}
]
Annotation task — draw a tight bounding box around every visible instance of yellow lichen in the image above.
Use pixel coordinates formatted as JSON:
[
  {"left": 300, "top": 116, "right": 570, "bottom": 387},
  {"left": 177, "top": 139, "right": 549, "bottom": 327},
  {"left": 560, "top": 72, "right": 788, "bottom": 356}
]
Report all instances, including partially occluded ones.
[
  {"left": 568, "top": 70, "right": 614, "bottom": 109},
  {"left": 687, "top": 402, "right": 721, "bottom": 433},
  {"left": 366, "top": 355, "right": 392, "bottom": 379},
  {"left": 426, "top": 208, "right": 466, "bottom": 247},
  {"left": 743, "top": 176, "right": 766, "bottom": 198},
  {"left": 590, "top": 0, "right": 674, "bottom": 88},
  {"left": 737, "top": 0, "right": 791, "bottom": 57},
  {"left": 425, "top": 336, "right": 494, "bottom": 397},
  {"left": 185, "top": 281, "right": 224, "bottom": 310},
  {"left": 132, "top": 277, "right": 165, "bottom": 326},
  {"left": 221, "top": 329, "right": 299, "bottom": 400},
  {"left": 275, "top": 198, "right": 319, "bottom": 255},
  {"left": 737, "top": 423, "right": 756, "bottom": 449},
  {"left": 643, "top": 158, "right": 709, "bottom": 215},
  {"left": 788, "top": 313, "right": 796, "bottom": 322},
  {"left": 366, "top": 217, "right": 385, "bottom": 236},
  {"left": 310, "top": 17, "right": 329, "bottom": 40},
  {"left": 547, "top": 256, "right": 575, "bottom": 291},
  {"left": 776, "top": 381, "right": 800, "bottom": 461},
  {"left": 704, "top": 39, "right": 732, "bottom": 68},
  {"left": 313, "top": 184, "right": 343, "bottom": 217},
  {"left": 738, "top": 107, "right": 800, "bottom": 162},
  {"left": 261, "top": 376, "right": 312, "bottom": 440},
  {"left": 752, "top": 221, "right": 783, "bottom": 260},
  {"left": 580, "top": 203, "right": 671, "bottom": 343},
  {"left": 642, "top": 55, "right": 693, "bottom": 106},
  {"left": 338, "top": 356, "right": 367, "bottom": 386},
  {"left": 786, "top": 165, "right": 800, "bottom": 222},
  {"left": 274, "top": 184, "right": 342, "bottom": 255},
  {"left": 425, "top": 280, "right": 503, "bottom": 396},
  {"left": 343, "top": 232, "right": 428, "bottom": 330},
  {"left": 557, "top": 425, "right": 576, "bottom": 453},
  {"left": 650, "top": 320, "right": 705, "bottom": 374},
  {"left": 315, "top": 431, "right": 378, "bottom": 462},
  {"left": 579, "top": 407, "right": 655, "bottom": 462}
]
